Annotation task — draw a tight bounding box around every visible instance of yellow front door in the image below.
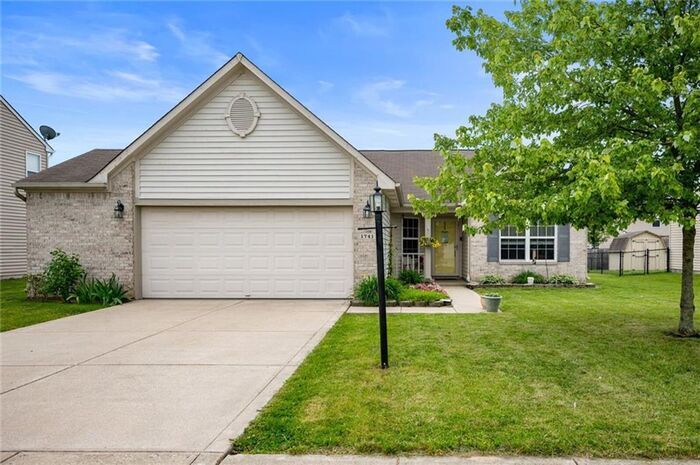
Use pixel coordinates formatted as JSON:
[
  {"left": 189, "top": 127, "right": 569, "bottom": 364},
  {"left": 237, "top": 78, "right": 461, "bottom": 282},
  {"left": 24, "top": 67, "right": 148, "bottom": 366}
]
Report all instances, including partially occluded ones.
[{"left": 433, "top": 218, "right": 457, "bottom": 275}]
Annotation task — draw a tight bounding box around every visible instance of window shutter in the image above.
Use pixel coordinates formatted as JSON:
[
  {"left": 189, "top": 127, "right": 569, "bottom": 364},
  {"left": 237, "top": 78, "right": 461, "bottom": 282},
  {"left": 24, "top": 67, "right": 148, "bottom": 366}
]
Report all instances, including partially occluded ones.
[
  {"left": 558, "top": 224, "right": 570, "bottom": 262},
  {"left": 486, "top": 228, "right": 499, "bottom": 262}
]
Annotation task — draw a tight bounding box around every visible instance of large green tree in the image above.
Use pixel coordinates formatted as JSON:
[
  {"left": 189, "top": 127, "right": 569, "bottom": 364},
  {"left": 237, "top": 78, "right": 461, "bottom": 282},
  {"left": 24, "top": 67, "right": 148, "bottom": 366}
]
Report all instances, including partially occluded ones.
[{"left": 413, "top": 0, "right": 699, "bottom": 335}]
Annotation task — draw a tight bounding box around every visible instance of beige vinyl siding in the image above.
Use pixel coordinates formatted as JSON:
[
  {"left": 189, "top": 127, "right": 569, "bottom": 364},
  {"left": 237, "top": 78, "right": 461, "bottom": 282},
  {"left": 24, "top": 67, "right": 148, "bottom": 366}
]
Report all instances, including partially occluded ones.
[
  {"left": 138, "top": 70, "right": 351, "bottom": 200},
  {"left": 0, "top": 100, "right": 48, "bottom": 278},
  {"left": 668, "top": 220, "right": 700, "bottom": 272}
]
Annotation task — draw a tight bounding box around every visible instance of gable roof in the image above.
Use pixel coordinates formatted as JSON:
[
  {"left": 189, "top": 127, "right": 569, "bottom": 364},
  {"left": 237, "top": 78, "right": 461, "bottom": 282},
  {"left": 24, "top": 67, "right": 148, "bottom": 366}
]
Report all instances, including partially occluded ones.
[
  {"left": 362, "top": 149, "right": 474, "bottom": 203},
  {"left": 1, "top": 95, "right": 54, "bottom": 154},
  {"left": 609, "top": 230, "right": 669, "bottom": 251},
  {"left": 91, "top": 52, "right": 394, "bottom": 190},
  {"left": 15, "top": 149, "right": 121, "bottom": 185}
]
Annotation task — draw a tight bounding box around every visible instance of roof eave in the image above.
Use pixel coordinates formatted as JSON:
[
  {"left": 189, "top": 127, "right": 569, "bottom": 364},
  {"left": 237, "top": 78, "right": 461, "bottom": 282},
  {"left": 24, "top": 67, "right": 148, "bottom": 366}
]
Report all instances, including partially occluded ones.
[{"left": 14, "top": 181, "right": 107, "bottom": 191}]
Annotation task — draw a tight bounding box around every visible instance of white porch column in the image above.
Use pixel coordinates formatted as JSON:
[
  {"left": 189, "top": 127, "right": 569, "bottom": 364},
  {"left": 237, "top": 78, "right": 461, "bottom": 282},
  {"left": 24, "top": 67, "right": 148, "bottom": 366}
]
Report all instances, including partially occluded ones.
[{"left": 424, "top": 217, "right": 432, "bottom": 279}]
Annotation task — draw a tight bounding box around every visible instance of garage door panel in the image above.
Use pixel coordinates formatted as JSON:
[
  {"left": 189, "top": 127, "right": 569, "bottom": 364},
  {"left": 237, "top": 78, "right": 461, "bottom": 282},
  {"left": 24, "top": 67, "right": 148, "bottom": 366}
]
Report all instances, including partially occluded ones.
[{"left": 141, "top": 207, "right": 353, "bottom": 298}]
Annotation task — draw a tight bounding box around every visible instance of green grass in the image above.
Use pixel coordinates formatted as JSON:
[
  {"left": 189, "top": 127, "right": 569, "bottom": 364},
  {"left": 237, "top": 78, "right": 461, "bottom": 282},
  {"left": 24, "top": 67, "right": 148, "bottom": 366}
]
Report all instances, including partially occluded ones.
[
  {"left": 398, "top": 287, "right": 447, "bottom": 303},
  {"left": 234, "top": 273, "right": 700, "bottom": 458},
  {"left": 0, "top": 278, "right": 105, "bottom": 332}
]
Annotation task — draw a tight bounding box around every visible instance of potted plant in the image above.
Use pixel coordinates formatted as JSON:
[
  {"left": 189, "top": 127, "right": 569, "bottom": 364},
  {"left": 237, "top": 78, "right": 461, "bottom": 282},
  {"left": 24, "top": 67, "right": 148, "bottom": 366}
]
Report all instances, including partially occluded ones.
[{"left": 480, "top": 293, "right": 502, "bottom": 312}]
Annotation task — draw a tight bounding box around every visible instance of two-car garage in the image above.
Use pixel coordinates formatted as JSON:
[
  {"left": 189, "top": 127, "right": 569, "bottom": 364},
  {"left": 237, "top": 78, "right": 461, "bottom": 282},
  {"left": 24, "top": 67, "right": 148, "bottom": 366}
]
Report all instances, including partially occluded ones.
[{"left": 140, "top": 206, "right": 354, "bottom": 299}]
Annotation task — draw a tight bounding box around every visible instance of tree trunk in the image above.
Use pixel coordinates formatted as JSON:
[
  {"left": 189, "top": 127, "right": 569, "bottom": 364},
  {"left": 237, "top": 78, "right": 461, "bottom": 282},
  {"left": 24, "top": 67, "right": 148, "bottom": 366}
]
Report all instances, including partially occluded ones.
[{"left": 678, "top": 222, "right": 696, "bottom": 336}]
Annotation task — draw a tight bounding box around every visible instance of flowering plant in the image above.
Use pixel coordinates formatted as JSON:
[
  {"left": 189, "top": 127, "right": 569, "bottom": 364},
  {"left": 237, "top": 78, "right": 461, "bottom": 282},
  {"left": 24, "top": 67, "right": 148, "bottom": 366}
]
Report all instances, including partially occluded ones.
[
  {"left": 413, "top": 281, "right": 445, "bottom": 293},
  {"left": 419, "top": 236, "right": 441, "bottom": 249}
]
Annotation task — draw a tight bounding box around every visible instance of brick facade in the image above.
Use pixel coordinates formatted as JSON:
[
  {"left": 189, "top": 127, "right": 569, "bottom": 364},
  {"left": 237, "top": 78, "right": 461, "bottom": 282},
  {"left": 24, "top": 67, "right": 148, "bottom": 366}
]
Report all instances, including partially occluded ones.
[
  {"left": 24, "top": 158, "right": 588, "bottom": 297},
  {"left": 26, "top": 164, "right": 135, "bottom": 293},
  {"left": 467, "top": 226, "right": 588, "bottom": 283},
  {"left": 352, "top": 160, "right": 382, "bottom": 282}
]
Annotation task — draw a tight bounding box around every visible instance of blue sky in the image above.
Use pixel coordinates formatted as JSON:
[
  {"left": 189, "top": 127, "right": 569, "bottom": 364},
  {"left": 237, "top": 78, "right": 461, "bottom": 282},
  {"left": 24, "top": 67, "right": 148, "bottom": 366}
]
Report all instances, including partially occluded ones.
[{"left": 2, "top": 1, "right": 507, "bottom": 165}]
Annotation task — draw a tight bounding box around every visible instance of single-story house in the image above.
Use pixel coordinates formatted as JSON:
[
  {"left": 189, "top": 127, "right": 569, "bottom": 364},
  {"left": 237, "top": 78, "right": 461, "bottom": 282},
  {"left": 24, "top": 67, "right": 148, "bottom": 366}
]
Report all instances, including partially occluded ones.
[
  {"left": 608, "top": 230, "right": 668, "bottom": 272},
  {"left": 14, "top": 53, "right": 587, "bottom": 299}
]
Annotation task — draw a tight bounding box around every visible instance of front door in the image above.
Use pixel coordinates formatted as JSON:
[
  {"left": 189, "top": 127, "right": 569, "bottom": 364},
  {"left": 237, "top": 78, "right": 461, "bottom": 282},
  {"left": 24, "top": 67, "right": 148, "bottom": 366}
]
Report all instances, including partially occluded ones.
[{"left": 432, "top": 218, "right": 458, "bottom": 275}]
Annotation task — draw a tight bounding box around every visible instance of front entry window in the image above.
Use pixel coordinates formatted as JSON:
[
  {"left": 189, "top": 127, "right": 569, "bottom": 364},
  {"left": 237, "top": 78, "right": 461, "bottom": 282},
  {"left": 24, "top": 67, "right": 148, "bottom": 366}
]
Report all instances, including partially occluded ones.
[{"left": 402, "top": 218, "right": 419, "bottom": 254}]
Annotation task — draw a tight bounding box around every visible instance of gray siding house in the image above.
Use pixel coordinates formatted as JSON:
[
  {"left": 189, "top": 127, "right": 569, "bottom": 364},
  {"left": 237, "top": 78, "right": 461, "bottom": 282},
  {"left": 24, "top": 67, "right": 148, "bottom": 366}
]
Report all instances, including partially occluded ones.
[
  {"left": 669, "top": 219, "right": 700, "bottom": 273},
  {"left": 0, "top": 96, "right": 52, "bottom": 279},
  {"left": 14, "top": 54, "right": 587, "bottom": 298}
]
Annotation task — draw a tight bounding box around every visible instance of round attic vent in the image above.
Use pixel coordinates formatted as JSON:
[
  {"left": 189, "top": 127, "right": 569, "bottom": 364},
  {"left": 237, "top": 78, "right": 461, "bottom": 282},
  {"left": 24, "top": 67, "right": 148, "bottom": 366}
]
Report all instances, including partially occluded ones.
[{"left": 225, "top": 93, "right": 260, "bottom": 137}]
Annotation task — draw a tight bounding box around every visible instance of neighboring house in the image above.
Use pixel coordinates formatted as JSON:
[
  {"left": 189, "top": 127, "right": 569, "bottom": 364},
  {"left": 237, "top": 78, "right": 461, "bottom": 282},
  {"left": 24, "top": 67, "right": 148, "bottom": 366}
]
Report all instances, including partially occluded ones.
[
  {"left": 594, "top": 220, "right": 670, "bottom": 249},
  {"left": 0, "top": 95, "right": 53, "bottom": 279},
  {"left": 608, "top": 230, "right": 668, "bottom": 272},
  {"left": 668, "top": 219, "right": 700, "bottom": 273},
  {"left": 14, "top": 54, "right": 587, "bottom": 299}
]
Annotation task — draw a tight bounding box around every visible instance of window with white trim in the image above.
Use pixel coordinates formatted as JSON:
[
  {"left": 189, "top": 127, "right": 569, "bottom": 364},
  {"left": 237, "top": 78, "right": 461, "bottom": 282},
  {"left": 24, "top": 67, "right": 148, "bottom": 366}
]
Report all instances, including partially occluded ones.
[
  {"left": 26, "top": 152, "right": 41, "bottom": 177},
  {"left": 500, "top": 223, "right": 556, "bottom": 261},
  {"left": 402, "top": 217, "right": 419, "bottom": 254}
]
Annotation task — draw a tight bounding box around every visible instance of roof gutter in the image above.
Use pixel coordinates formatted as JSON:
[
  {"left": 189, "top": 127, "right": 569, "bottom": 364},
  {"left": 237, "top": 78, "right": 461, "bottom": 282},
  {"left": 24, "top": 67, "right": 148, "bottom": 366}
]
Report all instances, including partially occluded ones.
[
  {"left": 12, "top": 181, "right": 108, "bottom": 192},
  {"left": 14, "top": 187, "right": 26, "bottom": 202}
]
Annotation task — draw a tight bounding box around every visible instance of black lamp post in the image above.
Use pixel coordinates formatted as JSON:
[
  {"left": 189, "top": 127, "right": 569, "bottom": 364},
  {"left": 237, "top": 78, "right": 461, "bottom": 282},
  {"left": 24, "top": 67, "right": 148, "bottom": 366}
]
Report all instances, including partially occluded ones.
[{"left": 363, "top": 184, "right": 389, "bottom": 369}]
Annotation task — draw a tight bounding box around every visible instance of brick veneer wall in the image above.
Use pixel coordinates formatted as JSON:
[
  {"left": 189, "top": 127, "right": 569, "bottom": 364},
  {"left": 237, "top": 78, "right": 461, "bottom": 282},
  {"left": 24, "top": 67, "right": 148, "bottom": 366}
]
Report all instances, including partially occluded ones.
[
  {"left": 25, "top": 164, "right": 135, "bottom": 293},
  {"left": 467, "top": 225, "right": 589, "bottom": 283},
  {"left": 352, "top": 160, "right": 389, "bottom": 282}
]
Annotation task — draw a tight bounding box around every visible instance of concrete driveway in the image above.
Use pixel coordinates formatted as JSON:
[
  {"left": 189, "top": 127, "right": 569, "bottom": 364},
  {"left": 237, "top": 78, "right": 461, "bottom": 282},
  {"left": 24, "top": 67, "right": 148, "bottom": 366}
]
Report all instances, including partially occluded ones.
[{"left": 0, "top": 299, "right": 346, "bottom": 457}]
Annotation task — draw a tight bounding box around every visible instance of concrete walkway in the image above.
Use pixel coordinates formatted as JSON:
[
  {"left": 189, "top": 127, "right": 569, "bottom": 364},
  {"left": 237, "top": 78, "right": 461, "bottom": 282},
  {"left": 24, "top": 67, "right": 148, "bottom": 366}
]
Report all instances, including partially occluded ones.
[
  {"left": 0, "top": 299, "right": 346, "bottom": 459},
  {"left": 221, "top": 455, "right": 700, "bottom": 465},
  {"left": 439, "top": 283, "right": 484, "bottom": 313}
]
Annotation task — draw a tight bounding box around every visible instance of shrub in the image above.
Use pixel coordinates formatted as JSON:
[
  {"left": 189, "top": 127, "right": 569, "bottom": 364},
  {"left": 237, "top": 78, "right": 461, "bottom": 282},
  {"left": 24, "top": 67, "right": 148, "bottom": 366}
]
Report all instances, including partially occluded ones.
[
  {"left": 41, "top": 249, "right": 84, "bottom": 301},
  {"left": 71, "top": 274, "right": 128, "bottom": 306},
  {"left": 25, "top": 273, "right": 48, "bottom": 300},
  {"left": 354, "top": 275, "right": 403, "bottom": 305},
  {"left": 398, "top": 269, "right": 425, "bottom": 285},
  {"left": 547, "top": 274, "right": 579, "bottom": 285},
  {"left": 480, "top": 274, "right": 506, "bottom": 285},
  {"left": 511, "top": 271, "right": 546, "bottom": 284}
]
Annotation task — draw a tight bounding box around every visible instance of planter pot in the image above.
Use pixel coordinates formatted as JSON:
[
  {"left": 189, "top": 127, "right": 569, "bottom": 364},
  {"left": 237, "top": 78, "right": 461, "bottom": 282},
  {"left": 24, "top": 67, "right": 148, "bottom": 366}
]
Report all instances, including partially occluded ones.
[
  {"left": 480, "top": 295, "right": 502, "bottom": 312},
  {"left": 527, "top": 277, "right": 535, "bottom": 285}
]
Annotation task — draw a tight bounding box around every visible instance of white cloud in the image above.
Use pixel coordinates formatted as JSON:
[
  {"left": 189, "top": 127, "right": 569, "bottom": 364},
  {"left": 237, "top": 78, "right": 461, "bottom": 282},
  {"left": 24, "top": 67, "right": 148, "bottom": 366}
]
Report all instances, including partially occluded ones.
[
  {"left": 10, "top": 70, "right": 186, "bottom": 103},
  {"left": 4, "top": 27, "right": 159, "bottom": 63},
  {"left": 335, "top": 12, "right": 391, "bottom": 37},
  {"left": 357, "top": 79, "right": 434, "bottom": 118},
  {"left": 167, "top": 19, "right": 229, "bottom": 66},
  {"left": 318, "top": 80, "right": 334, "bottom": 93}
]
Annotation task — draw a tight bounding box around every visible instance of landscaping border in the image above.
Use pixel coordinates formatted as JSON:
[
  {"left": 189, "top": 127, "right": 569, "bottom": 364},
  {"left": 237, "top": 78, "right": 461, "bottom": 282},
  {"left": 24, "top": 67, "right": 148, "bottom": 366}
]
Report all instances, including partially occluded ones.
[
  {"left": 466, "top": 282, "right": 595, "bottom": 289},
  {"left": 350, "top": 298, "right": 453, "bottom": 307}
]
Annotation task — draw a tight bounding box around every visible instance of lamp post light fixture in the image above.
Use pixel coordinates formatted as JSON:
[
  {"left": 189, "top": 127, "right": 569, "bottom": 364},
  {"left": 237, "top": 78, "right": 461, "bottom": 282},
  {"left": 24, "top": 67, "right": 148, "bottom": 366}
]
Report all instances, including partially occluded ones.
[
  {"left": 357, "top": 183, "right": 393, "bottom": 369},
  {"left": 113, "top": 200, "right": 125, "bottom": 219},
  {"left": 371, "top": 184, "right": 389, "bottom": 369},
  {"left": 363, "top": 201, "right": 372, "bottom": 219}
]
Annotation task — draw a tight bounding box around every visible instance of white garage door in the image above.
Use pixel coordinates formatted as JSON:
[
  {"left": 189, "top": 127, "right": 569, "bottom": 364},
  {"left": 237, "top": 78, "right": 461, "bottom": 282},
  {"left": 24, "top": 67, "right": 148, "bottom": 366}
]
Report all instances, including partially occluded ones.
[{"left": 141, "top": 207, "right": 353, "bottom": 298}]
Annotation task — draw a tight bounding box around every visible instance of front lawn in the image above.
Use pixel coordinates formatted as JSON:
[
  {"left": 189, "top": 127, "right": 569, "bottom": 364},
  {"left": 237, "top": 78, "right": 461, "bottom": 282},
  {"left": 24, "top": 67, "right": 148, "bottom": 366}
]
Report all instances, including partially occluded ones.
[
  {"left": 0, "top": 278, "right": 105, "bottom": 332},
  {"left": 234, "top": 273, "right": 700, "bottom": 458}
]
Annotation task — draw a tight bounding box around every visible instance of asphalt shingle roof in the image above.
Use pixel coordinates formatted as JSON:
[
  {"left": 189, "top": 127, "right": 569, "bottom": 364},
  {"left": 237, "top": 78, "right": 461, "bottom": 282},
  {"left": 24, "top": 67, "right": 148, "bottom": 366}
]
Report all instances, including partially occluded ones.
[
  {"left": 362, "top": 149, "right": 474, "bottom": 202},
  {"left": 17, "top": 148, "right": 472, "bottom": 203},
  {"left": 17, "top": 149, "right": 122, "bottom": 183}
]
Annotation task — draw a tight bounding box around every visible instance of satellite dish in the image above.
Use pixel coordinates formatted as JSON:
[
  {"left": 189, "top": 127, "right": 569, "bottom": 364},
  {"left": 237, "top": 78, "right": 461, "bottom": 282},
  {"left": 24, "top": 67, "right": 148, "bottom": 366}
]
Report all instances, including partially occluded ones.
[{"left": 39, "top": 125, "right": 59, "bottom": 141}]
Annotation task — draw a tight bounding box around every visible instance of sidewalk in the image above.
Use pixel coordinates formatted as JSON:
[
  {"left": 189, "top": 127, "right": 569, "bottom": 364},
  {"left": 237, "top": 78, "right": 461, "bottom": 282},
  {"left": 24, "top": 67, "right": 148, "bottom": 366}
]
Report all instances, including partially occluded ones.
[
  {"left": 439, "top": 282, "right": 484, "bottom": 313},
  {"left": 222, "top": 455, "right": 700, "bottom": 465}
]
